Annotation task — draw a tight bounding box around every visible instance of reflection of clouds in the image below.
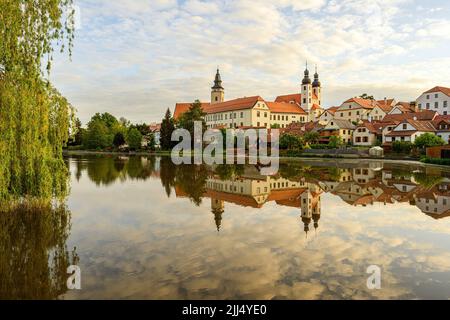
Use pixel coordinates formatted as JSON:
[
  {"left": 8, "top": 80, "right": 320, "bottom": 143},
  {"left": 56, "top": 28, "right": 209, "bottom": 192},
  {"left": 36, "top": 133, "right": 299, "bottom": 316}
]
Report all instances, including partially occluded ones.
[{"left": 63, "top": 161, "right": 450, "bottom": 300}]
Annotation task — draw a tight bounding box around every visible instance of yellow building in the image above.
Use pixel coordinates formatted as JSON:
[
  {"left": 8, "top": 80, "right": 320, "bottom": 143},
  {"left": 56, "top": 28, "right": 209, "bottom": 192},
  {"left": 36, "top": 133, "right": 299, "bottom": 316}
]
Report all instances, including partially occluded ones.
[{"left": 173, "top": 66, "right": 324, "bottom": 128}]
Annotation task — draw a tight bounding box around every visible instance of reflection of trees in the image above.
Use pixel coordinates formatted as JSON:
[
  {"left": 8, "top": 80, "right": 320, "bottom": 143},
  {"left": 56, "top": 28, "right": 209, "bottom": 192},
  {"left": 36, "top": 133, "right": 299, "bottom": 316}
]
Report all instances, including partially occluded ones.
[
  {"left": 214, "top": 164, "right": 245, "bottom": 180},
  {"left": 83, "top": 156, "right": 156, "bottom": 185},
  {"left": 413, "top": 172, "right": 443, "bottom": 189},
  {"left": 0, "top": 201, "right": 77, "bottom": 300},
  {"left": 160, "top": 157, "right": 176, "bottom": 197},
  {"left": 175, "top": 165, "right": 209, "bottom": 206},
  {"left": 87, "top": 156, "right": 123, "bottom": 186}
]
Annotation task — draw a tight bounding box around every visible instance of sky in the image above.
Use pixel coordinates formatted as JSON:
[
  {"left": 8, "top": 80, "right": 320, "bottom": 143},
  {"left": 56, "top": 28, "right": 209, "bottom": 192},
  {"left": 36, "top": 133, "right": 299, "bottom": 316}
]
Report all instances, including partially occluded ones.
[{"left": 50, "top": 0, "right": 450, "bottom": 125}]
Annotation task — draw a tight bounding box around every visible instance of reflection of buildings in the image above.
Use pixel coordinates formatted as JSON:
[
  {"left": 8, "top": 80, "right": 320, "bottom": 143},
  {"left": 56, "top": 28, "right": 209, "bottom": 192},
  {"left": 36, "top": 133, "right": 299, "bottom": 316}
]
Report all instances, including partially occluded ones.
[
  {"left": 176, "top": 170, "right": 323, "bottom": 234},
  {"left": 174, "top": 162, "right": 450, "bottom": 232}
]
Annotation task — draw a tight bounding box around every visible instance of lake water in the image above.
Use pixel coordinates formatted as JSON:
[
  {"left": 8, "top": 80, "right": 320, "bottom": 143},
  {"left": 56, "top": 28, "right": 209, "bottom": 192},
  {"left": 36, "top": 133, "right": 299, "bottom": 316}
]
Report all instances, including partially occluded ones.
[{"left": 4, "top": 155, "right": 450, "bottom": 300}]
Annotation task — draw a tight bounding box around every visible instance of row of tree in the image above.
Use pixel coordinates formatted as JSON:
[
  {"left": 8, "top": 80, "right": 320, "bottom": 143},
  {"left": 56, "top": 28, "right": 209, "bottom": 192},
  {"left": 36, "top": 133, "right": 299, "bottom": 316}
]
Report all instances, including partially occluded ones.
[{"left": 70, "top": 113, "right": 156, "bottom": 151}]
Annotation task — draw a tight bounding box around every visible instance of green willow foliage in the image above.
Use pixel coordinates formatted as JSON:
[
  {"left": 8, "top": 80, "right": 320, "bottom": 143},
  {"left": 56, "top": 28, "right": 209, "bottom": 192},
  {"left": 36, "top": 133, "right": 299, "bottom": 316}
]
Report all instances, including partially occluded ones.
[{"left": 0, "top": 0, "right": 75, "bottom": 201}]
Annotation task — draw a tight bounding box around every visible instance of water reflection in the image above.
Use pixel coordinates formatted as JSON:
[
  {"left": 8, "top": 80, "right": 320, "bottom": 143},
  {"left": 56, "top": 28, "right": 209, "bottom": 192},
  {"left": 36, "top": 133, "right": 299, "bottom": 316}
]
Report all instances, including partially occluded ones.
[
  {"left": 63, "top": 156, "right": 450, "bottom": 299},
  {"left": 0, "top": 202, "right": 77, "bottom": 299},
  {"left": 71, "top": 155, "right": 450, "bottom": 231}
]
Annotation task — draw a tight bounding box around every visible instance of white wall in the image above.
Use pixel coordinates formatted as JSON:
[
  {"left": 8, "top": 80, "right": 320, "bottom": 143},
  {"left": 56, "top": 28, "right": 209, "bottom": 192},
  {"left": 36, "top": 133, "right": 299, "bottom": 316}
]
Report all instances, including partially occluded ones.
[{"left": 417, "top": 91, "right": 450, "bottom": 115}]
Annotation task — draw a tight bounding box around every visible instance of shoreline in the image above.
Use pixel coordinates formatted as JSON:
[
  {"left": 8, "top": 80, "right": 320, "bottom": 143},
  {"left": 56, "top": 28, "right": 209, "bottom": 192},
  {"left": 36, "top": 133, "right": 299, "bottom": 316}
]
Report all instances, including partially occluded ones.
[{"left": 63, "top": 149, "right": 450, "bottom": 170}]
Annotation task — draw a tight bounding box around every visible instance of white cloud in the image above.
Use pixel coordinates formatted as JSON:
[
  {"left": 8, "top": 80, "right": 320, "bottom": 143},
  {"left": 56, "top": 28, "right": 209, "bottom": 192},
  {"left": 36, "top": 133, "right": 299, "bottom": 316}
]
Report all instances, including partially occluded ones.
[{"left": 51, "top": 0, "right": 450, "bottom": 124}]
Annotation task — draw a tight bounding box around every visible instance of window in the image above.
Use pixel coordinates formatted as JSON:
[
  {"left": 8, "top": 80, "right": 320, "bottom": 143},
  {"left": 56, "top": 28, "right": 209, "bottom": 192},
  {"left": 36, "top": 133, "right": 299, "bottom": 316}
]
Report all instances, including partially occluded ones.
[
  {"left": 241, "top": 112, "right": 244, "bottom": 118},
  {"left": 445, "top": 111, "right": 448, "bottom": 115},
  {"left": 444, "top": 101, "right": 448, "bottom": 108},
  {"left": 264, "top": 112, "right": 267, "bottom": 118},
  {"left": 435, "top": 102, "right": 439, "bottom": 108},
  {"left": 435, "top": 94, "right": 439, "bottom": 98},
  {"left": 403, "top": 124, "right": 407, "bottom": 130},
  {"left": 340, "top": 113, "right": 344, "bottom": 117},
  {"left": 303, "top": 98, "right": 306, "bottom": 104},
  {"left": 363, "top": 137, "right": 369, "bottom": 143},
  {"left": 427, "top": 95, "right": 430, "bottom": 99},
  {"left": 257, "top": 122, "right": 260, "bottom": 127},
  {"left": 264, "top": 123, "right": 267, "bottom": 127},
  {"left": 225, "top": 114, "right": 228, "bottom": 120},
  {"left": 418, "top": 103, "right": 422, "bottom": 109},
  {"left": 349, "top": 112, "right": 351, "bottom": 116},
  {"left": 426, "top": 103, "right": 430, "bottom": 109},
  {"left": 257, "top": 111, "right": 260, "bottom": 117}
]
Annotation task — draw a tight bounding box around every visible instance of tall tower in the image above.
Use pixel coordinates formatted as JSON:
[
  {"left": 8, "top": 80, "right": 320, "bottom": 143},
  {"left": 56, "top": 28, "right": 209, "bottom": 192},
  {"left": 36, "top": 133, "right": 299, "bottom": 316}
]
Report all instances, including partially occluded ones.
[
  {"left": 312, "top": 65, "right": 322, "bottom": 106},
  {"left": 211, "top": 198, "right": 224, "bottom": 232},
  {"left": 211, "top": 68, "right": 224, "bottom": 104},
  {"left": 301, "top": 62, "right": 313, "bottom": 113}
]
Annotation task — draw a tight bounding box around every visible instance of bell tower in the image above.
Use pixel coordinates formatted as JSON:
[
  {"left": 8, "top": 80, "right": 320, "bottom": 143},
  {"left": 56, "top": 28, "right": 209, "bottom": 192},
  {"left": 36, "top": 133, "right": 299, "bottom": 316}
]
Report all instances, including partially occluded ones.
[
  {"left": 211, "top": 68, "right": 224, "bottom": 104},
  {"left": 312, "top": 65, "right": 322, "bottom": 106},
  {"left": 301, "top": 61, "right": 313, "bottom": 113}
]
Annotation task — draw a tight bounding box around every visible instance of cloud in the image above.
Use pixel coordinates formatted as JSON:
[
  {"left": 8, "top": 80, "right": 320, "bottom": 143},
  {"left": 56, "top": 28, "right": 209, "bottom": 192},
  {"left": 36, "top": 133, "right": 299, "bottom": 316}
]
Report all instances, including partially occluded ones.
[{"left": 51, "top": 0, "right": 450, "bottom": 124}]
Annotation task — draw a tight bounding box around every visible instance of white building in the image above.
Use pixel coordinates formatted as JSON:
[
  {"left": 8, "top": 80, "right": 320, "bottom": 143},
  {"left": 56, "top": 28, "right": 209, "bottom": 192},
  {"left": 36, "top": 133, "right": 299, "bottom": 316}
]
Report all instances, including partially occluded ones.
[{"left": 416, "top": 86, "right": 450, "bottom": 115}]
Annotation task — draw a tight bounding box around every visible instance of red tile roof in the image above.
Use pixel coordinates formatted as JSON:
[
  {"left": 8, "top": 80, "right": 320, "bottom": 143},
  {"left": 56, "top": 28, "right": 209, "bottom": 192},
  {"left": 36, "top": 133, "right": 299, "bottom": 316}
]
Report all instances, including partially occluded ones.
[
  {"left": 326, "top": 106, "right": 340, "bottom": 114},
  {"left": 266, "top": 102, "right": 307, "bottom": 114},
  {"left": 383, "top": 110, "right": 438, "bottom": 123},
  {"left": 342, "top": 97, "right": 377, "bottom": 109},
  {"left": 174, "top": 102, "right": 211, "bottom": 120},
  {"left": 206, "top": 96, "right": 265, "bottom": 114},
  {"left": 424, "top": 86, "right": 450, "bottom": 97},
  {"left": 356, "top": 121, "right": 378, "bottom": 133},
  {"left": 275, "top": 94, "right": 302, "bottom": 105}
]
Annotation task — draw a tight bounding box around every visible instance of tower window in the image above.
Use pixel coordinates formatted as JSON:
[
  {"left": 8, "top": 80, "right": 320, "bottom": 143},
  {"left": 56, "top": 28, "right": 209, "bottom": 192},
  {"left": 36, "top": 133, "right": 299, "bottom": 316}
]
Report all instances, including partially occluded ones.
[{"left": 215, "top": 97, "right": 218, "bottom": 101}]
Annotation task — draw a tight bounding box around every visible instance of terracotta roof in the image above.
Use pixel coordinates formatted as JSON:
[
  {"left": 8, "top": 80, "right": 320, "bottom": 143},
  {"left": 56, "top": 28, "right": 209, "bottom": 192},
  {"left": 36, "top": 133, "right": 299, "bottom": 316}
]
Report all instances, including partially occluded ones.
[
  {"left": 206, "top": 96, "right": 265, "bottom": 114},
  {"left": 383, "top": 110, "right": 438, "bottom": 123},
  {"left": 405, "top": 119, "right": 436, "bottom": 132},
  {"left": 311, "top": 104, "right": 322, "bottom": 111},
  {"left": 326, "top": 106, "right": 340, "bottom": 114},
  {"left": 376, "top": 99, "right": 396, "bottom": 110},
  {"left": 424, "top": 86, "right": 450, "bottom": 97},
  {"left": 342, "top": 97, "right": 377, "bottom": 110},
  {"left": 323, "top": 119, "right": 356, "bottom": 130},
  {"left": 148, "top": 123, "right": 161, "bottom": 132},
  {"left": 266, "top": 102, "right": 307, "bottom": 114},
  {"left": 174, "top": 102, "right": 211, "bottom": 120},
  {"left": 356, "top": 121, "right": 378, "bottom": 133},
  {"left": 275, "top": 94, "right": 302, "bottom": 105}
]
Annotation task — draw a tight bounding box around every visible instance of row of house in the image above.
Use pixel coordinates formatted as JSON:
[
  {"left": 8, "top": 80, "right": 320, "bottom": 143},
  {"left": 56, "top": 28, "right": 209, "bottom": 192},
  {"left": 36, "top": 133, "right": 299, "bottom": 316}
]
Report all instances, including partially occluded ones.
[{"left": 169, "top": 67, "right": 449, "bottom": 149}]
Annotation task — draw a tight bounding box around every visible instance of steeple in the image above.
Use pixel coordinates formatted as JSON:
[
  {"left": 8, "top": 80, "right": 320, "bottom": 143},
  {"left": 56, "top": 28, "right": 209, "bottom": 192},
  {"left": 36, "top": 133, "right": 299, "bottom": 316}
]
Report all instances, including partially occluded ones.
[
  {"left": 312, "top": 65, "right": 321, "bottom": 88},
  {"left": 212, "top": 68, "right": 223, "bottom": 90},
  {"left": 211, "top": 67, "right": 225, "bottom": 104},
  {"left": 302, "top": 61, "right": 311, "bottom": 85}
]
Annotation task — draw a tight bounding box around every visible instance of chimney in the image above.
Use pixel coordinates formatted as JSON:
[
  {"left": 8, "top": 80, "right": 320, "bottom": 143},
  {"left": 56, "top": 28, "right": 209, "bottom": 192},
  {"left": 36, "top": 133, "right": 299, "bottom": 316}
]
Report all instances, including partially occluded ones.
[{"left": 410, "top": 101, "right": 418, "bottom": 112}]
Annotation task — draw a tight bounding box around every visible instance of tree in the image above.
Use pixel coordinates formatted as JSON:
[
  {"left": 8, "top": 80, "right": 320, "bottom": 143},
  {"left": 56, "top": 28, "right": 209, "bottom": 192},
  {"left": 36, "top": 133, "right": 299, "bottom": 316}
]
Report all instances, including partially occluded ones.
[
  {"left": 0, "top": 0, "right": 75, "bottom": 200},
  {"left": 414, "top": 133, "right": 445, "bottom": 150},
  {"left": 392, "top": 141, "right": 412, "bottom": 154},
  {"left": 303, "top": 132, "right": 320, "bottom": 145},
  {"left": 148, "top": 133, "right": 156, "bottom": 151},
  {"left": 328, "top": 136, "right": 344, "bottom": 148},
  {"left": 74, "top": 118, "right": 84, "bottom": 146},
  {"left": 83, "top": 120, "right": 111, "bottom": 150},
  {"left": 271, "top": 123, "right": 281, "bottom": 129},
  {"left": 360, "top": 93, "right": 374, "bottom": 100},
  {"left": 127, "top": 128, "right": 143, "bottom": 151},
  {"left": 177, "top": 100, "right": 206, "bottom": 131},
  {"left": 280, "top": 134, "right": 303, "bottom": 150},
  {"left": 113, "top": 132, "right": 126, "bottom": 148},
  {"left": 160, "top": 108, "right": 175, "bottom": 150}
]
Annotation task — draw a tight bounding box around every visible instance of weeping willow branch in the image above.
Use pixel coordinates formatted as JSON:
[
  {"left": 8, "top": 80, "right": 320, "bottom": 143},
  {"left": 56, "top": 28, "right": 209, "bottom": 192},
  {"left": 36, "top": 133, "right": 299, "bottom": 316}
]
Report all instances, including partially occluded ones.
[{"left": 0, "top": 0, "right": 75, "bottom": 201}]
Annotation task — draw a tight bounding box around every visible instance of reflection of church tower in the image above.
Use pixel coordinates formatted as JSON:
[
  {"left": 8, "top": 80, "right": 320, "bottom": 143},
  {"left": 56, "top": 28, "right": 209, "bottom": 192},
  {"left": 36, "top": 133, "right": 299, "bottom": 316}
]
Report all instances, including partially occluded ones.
[
  {"left": 211, "top": 198, "right": 224, "bottom": 232},
  {"left": 313, "top": 212, "right": 321, "bottom": 231},
  {"left": 301, "top": 191, "right": 313, "bottom": 236}
]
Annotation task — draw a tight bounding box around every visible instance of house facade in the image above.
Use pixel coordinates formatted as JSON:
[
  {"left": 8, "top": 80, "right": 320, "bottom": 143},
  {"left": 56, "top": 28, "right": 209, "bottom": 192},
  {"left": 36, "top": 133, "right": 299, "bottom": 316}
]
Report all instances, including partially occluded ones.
[
  {"left": 416, "top": 86, "right": 450, "bottom": 115},
  {"left": 353, "top": 122, "right": 378, "bottom": 146},
  {"left": 173, "top": 66, "right": 324, "bottom": 130},
  {"left": 319, "top": 119, "right": 355, "bottom": 144},
  {"left": 334, "top": 98, "right": 377, "bottom": 123},
  {"left": 384, "top": 119, "right": 436, "bottom": 144}
]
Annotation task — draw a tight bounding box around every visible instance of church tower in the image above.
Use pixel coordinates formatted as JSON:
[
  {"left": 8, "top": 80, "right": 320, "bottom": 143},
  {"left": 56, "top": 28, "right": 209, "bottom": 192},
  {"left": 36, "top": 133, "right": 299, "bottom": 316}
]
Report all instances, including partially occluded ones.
[
  {"left": 312, "top": 65, "right": 322, "bottom": 106},
  {"left": 211, "top": 198, "right": 224, "bottom": 232},
  {"left": 301, "top": 62, "right": 313, "bottom": 113},
  {"left": 211, "top": 68, "right": 224, "bottom": 104}
]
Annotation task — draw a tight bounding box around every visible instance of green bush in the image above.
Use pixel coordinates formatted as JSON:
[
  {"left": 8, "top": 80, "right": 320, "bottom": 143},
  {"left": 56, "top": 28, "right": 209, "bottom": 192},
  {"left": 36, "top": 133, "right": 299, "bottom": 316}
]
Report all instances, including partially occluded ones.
[
  {"left": 420, "top": 157, "right": 450, "bottom": 166},
  {"left": 392, "top": 141, "right": 412, "bottom": 154},
  {"left": 127, "top": 128, "right": 143, "bottom": 151}
]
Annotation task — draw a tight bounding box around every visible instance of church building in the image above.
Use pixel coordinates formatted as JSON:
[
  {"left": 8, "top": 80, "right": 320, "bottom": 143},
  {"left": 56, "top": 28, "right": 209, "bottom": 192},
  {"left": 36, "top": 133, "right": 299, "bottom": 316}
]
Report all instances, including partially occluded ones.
[{"left": 173, "top": 64, "right": 324, "bottom": 129}]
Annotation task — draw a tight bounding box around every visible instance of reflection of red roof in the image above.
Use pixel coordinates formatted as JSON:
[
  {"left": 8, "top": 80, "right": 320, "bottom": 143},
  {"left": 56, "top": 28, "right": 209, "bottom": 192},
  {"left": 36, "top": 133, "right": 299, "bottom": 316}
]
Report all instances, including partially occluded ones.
[{"left": 266, "top": 102, "right": 307, "bottom": 114}]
